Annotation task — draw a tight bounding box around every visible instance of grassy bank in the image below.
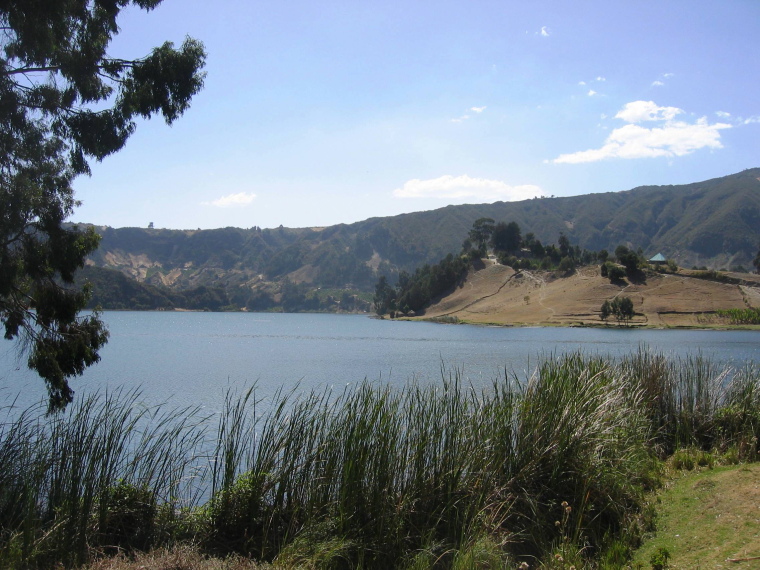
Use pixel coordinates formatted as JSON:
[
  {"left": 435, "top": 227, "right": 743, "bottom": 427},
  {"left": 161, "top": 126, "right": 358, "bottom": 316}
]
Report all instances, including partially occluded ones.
[{"left": 1, "top": 350, "right": 759, "bottom": 568}]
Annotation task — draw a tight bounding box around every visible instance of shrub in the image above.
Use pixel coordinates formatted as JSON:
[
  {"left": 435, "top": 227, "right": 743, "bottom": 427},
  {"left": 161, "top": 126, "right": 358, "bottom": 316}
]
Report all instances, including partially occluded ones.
[{"left": 98, "top": 481, "right": 157, "bottom": 554}]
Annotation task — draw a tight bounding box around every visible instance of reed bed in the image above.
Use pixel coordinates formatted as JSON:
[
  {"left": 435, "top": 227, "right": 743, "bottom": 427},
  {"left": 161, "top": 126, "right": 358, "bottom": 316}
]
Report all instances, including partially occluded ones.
[{"left": 1, "top": 350, "right": 759, "bottom": 569}]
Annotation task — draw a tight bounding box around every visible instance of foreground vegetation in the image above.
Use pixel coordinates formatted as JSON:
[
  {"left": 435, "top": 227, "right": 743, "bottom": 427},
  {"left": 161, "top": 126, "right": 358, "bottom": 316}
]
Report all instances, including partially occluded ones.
[
  {"left": 632, "top": 462, "right": 760, "bottom": 568},
  {"left": 2, "top": 350, "right": 760, "bottom": 568}
]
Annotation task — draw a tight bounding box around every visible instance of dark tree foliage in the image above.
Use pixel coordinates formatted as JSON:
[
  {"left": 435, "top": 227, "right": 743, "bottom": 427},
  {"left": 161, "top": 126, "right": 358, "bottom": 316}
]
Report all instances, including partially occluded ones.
[
  {"left": 0, "top": 1, "right": 206, "bottom": 409},
  {"left": 373, "top": 254, "right": 471, "bottom": 316},
  {"left": 602, "top": 262, "right": 626, "bottom": 283},
  {"left": 490, "top": 221, "right": 521, "bottom": 254},
  {"left": 468, "top": 218, "right": 495, "bottom": 253},
  {"left": 601, "top": 296, "right": 634, "bottom": 325},
  {"left": 754, "top": 245, "right": 760, "bottom": 274},
  {"left": 557, "top": 256, "right": 575, "bottom": 274},
  {"left": 373, "top": 275, "right": 395, "bottom": 316},
  {"left": 614, "top": 245, "right": 640, "bottom": 276}
]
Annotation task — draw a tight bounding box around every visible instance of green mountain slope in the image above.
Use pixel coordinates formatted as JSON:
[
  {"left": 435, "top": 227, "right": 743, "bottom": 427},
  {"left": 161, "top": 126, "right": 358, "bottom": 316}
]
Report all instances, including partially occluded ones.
[{"left": 83, "top": 168, "right": 760, "bottom": 309}]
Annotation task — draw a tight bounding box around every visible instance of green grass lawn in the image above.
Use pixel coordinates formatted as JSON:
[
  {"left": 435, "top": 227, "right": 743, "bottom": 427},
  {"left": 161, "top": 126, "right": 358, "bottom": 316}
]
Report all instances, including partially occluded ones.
[{"left": 632, "top": 463, "right": 760, "bottom": 569}]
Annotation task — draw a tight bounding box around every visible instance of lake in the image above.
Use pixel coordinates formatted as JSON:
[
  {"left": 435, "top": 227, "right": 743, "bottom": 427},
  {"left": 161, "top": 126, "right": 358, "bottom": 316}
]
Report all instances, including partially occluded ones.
[{"left": 1, "top": 311, "right": 759, "bottom": 413}]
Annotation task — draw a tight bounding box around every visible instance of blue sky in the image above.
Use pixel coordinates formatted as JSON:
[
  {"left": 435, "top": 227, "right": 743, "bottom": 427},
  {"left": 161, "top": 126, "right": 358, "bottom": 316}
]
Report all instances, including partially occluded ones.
[{"left": 71, "top": 0, "right": 760, "bottom": 230}]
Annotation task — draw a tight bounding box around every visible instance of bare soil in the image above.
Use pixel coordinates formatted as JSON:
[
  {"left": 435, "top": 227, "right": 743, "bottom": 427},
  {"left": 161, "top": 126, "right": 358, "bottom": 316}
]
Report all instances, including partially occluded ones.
[{"left": 419, "top": 262, "right": 760, "bottom": 328}]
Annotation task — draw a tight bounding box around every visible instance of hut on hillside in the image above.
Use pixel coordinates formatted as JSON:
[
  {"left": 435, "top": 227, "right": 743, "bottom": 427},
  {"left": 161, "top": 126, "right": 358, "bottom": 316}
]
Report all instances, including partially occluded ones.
[{"left": 648, "top": 253, "right": 667, "bottom": 266}]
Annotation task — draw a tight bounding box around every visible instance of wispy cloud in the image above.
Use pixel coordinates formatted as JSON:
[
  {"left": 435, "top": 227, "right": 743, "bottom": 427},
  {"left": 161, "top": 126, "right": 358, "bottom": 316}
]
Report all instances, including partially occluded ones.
[
  {"left": 552, "top": 101, "right": 731, "bottom": 164},
  {"left": 203, "top": 192, "right": 257, "bottom": 207},
  {"left": 393, "top": 175, "right": 544, "bottom": 202},
  {"left": 615, "top": 100, "right": 682, "bottom": 122},
  {"left": 579, "top": 76, "right": 606, "bottom": 95},
  {"left": 652, "top": 72, "right": 674, "bottom": 87},
  {"left": 452, "top": 106, "right": 486, "bottom": 122},
  {"left": 540, "top": 26, "right": 550, "bottom": 37}
]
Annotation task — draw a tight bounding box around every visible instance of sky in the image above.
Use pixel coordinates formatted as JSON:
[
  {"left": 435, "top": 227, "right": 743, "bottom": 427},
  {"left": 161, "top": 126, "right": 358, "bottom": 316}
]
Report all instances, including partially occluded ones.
[{"left": 70, "top": 0, "right": 760, "bottom": 231}]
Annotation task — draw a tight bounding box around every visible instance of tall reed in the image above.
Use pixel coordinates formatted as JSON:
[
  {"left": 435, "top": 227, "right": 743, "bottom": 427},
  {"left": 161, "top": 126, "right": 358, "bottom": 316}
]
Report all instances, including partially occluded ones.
[
  {"left": 0, "top": 389, "right": 207, "bottom": 567},
  {"left": 1, "top": 350, "right": 759, "bottom": 568}
]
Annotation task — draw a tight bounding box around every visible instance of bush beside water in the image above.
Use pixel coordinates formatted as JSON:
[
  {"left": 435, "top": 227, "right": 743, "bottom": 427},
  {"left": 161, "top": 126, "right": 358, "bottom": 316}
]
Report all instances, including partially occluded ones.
[{"left": 1, "top": 351, "right": 759, "bottom": 568}]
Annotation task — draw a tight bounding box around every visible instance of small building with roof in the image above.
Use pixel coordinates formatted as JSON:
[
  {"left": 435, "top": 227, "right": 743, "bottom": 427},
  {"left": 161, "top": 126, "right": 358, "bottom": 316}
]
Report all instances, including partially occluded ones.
[{"left": 648, "top": 253, "right": 667, "bottom": 265}]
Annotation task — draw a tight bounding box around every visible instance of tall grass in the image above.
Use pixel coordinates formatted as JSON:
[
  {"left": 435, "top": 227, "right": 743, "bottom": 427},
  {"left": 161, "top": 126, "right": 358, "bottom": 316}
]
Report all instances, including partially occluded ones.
[
  {"left": 0, "top": 389, "right": 208, "bottom": 567},
  {"left": 1, "top": 350, "right": 759, "bottom": 568}
]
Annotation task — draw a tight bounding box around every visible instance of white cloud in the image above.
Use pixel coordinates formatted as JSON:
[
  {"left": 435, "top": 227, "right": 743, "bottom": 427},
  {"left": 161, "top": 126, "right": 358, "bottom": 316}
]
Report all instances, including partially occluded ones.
[
  {"left": 596, "top": 76, "right": 606, "bottom": 82},
  {"left": 393, "top": 175, "right": 544, "bottom": 202},
  {"left": 663, "top": 72, "right": 674, "bottom": 78},
  {"left": 615, "top": 100, "right": 683, "bottom": 123},
  {"left": 540, "top": 26, "right": 550, "bottom": 36},
  {"left": 588, "top": 90, "right": 597, "bottom": 97},
  {"left": 744, "top": 116, "right": 760, "bottom": 124},
  {"left": 204, "top": 192, "right": 257, "bottom": 207},
  {"left": 578, "top": 81, "right": 586, "bottom": 86},
  {"left": 553, "top": 114, "right": 731, "bottom": 164},
  {"left": 470, "top": 106, "right": 486, "bottom": 113},
  {"left": 651, "top": 80, "right": 664, "bottom": 87},
  {"left": 716, "top": 111, "right": 731, "bottom": 118}
]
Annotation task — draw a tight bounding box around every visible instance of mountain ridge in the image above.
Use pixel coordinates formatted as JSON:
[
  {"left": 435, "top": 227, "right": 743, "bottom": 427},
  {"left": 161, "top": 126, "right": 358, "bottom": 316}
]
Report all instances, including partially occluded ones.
[{"left": 81, "top": 168, "right": 760, "bottom": 310}]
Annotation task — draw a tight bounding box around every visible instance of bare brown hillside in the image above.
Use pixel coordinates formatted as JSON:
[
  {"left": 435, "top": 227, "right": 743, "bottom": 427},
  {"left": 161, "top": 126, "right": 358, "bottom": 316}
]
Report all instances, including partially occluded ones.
[{"left": 420, "top": 262, "right": 760, "bottom": 328}]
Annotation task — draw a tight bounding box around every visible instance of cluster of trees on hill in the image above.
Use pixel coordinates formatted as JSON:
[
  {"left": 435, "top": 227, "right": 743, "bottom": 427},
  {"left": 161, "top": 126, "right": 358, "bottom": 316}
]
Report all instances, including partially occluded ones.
[
  {"left": 373, "top": 219, "right": 611, "bottom": 317},
  {"left": 374, "top": 253, "right": 473, "bottom": 316},
  {"left": 600, "top": 296, "right": 635, "bottom": 325},
  {"left": 462, "top": 217, "right": 606, "bottom": 274},
  {"left": 372, "top": 217, "right": 699, "bottom": 319}
]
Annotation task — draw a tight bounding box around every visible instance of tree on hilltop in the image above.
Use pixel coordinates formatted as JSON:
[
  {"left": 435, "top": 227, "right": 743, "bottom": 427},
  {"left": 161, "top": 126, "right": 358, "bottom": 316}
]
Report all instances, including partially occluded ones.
[
  {"left": 491, "top": 221, "right": 521, "bottom": 254},
  {"left": 468, "top": 218, "right": 495, "bottom": 254},
  {"left": 0, "top": 1, "right": 206, "bottom": 410}
]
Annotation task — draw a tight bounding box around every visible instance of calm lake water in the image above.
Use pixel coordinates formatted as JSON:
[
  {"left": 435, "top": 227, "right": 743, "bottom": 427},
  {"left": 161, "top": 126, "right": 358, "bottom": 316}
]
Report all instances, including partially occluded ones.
[{"left": 2, "top": 311, "right": 759, "bottom": 413}]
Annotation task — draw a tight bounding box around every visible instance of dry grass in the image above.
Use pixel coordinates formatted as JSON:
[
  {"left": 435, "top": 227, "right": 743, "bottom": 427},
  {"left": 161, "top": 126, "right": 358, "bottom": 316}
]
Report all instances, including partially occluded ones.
[
  {"left": 421, "top": 264, "right": 760, "bottom": 327},
  {"left": 83, "top": 544, "right": 269, "bottom": 570}
]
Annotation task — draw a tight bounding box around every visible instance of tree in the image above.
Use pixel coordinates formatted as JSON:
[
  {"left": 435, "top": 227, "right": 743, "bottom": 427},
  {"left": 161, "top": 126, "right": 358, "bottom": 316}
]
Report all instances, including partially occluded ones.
[
  {"left": 615, "top": 245, "right": 640, "bottom": 276},
  {"left": 558, "top": 233, "right": 571, "bottom": 258},
  {"left": 600, "top": 299, "right": 611, "bottom": 321},
  {"left": 602, "top": 296, "right": 635, "bottom": 326},
  {"left": 754, "top": 245, "right": 760, "bottom": 274},
  {"left": 468, "top": 218, "right": 495, "bottom": 254},
  {"left": 0, "top": 2, "right": 206, "bottom": 409},
  {"left": 557, "top": 256, "right": 575, "bottom": 275},
  {"left": 603, "top": 262, "right": 626, "bottom": 283},
  {"left": 491, "top": 221, "right": 521, "bottom": 253},
  {"left": 616, "top": 296, "right": 635, "bottom": 325},
  {"left": 373, "top": 275, "right": 395, "bottom": 316}
]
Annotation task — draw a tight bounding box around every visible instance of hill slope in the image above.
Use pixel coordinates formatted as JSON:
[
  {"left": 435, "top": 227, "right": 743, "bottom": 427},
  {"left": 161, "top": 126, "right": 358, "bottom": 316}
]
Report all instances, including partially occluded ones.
[
  {"left": 83, "top": 168, "right": 760, "bottom": 309},
  {"left": 419, "top": 262, "right": 760, "bottom": 328}
]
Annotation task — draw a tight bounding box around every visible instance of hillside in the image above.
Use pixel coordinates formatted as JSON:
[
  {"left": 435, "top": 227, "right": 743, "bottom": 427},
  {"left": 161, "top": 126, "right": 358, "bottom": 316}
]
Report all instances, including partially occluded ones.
[
  {"left": 419, "top": 262, "right": 760, "bottom": 328},
  {"left": 82, "top": 168, "right": 760, "bottom": 310}
]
